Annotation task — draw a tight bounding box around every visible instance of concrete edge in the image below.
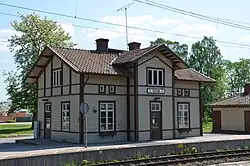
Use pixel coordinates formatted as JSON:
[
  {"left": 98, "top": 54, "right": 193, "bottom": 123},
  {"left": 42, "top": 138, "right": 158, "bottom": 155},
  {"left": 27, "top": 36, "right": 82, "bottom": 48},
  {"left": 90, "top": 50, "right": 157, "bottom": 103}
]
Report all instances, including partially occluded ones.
[{"left": 15, "top": 139, "right": 40, "bottom": 145}]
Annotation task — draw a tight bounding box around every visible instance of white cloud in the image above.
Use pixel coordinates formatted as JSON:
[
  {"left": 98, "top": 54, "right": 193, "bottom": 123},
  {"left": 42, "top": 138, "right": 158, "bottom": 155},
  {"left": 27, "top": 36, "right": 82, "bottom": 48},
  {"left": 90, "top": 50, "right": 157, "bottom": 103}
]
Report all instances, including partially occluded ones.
[
  {"left": 60, "top": 23, "right": 74, "bottom": 36},
  {"left": 80, "top": 15, "right": 219, "bottom": 48},
  {"left": 171, "top": 23, "right": 218, "bottom": 38},
  {"left": 237, "top": 35, "right": 250, "bottom": 43}
]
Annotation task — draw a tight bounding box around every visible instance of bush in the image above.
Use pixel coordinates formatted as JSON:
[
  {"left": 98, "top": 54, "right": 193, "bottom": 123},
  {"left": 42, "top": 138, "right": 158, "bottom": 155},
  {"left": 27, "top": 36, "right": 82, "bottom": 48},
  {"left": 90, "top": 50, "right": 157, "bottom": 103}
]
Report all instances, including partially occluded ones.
[{"left": 6, "top": 120, "right": 16, "bottom": 123}]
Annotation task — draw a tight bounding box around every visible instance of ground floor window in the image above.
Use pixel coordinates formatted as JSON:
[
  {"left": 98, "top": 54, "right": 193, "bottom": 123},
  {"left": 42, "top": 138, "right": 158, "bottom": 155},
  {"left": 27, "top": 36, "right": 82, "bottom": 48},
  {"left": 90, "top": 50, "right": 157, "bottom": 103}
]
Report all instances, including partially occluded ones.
[
  {"left": 99, "top": 101, "right": 115, "bottom": 132},
  {"left": 61, "top": 102, "right": 70, "bottom": 131},
  {"left": 177, "top": 102, "right": 190, "bottom": 129}
]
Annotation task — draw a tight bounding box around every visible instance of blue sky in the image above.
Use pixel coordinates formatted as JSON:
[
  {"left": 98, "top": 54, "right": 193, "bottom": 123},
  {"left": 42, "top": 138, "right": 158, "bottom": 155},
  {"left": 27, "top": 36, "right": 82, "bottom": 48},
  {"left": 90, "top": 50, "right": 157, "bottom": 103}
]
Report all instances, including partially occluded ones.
[{"left": 0, "top": 0, "right": 250, "bottom": 101}]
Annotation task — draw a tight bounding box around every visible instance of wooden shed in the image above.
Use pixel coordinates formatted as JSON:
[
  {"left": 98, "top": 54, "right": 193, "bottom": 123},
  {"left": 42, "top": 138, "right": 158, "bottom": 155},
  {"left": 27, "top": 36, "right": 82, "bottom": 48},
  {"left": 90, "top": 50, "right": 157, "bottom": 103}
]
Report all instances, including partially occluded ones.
[{"left": 211, "top": 84, "right": 250, "bottom": 134}]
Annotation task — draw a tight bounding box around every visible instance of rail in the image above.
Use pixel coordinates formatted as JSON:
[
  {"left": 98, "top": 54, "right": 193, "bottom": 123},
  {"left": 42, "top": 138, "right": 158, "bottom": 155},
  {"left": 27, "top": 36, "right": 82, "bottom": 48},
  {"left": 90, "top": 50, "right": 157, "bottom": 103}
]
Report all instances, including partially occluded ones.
[{"left": 89, "top": 149, "right": 250, "bottom": 166}]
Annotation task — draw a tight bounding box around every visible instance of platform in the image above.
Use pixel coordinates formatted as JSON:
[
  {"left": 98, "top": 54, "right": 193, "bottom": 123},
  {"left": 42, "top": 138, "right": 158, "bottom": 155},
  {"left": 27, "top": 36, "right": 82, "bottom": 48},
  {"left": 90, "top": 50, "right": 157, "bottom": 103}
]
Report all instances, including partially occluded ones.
[{"left": 1, "top": 133, "right": 250, "bottom": 166}]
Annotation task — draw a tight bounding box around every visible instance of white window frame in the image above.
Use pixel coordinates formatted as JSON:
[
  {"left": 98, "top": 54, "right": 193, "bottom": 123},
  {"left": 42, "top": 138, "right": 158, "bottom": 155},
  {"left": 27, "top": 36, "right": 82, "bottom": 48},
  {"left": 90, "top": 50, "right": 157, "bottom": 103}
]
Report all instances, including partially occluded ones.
[
  {"left": 177, "top": 103, "right": 189, "bottom": 129},
  {"left": 45, "top": 103, "right": 51, "bottom": 112},
  {"left": 61, "top": 102, "right": 70, "bottom": 132},
  {"left": 183, "top": 89, "right": 190, "bottom": 97},
  {"left": 150, "top": 102, "right": 161, "bottom": 112},
  {"left": 99, "top": 102, "right": 115, "bottom": 132},
  {"left": 99, "top": 85, "right": 105, "bottom": 93},
  {"left": 109, "top": 85, "right": 115, "bottom": 93},
  {"left": 147, "top": 68, "right": 164, "bottom": 86},
  {"left": 53, "top": 69, "right": 61, "bottom": 87}
]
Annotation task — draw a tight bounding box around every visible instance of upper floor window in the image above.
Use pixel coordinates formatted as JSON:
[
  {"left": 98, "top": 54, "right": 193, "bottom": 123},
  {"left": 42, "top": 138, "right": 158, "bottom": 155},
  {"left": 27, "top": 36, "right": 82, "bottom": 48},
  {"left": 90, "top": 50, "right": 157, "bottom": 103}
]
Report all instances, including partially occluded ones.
[
  {"left": 147, "top": 68, "right": 164, "bottom": 86},
  {"left": 53, "top": 69, "right": 61, "bottom": 87}
]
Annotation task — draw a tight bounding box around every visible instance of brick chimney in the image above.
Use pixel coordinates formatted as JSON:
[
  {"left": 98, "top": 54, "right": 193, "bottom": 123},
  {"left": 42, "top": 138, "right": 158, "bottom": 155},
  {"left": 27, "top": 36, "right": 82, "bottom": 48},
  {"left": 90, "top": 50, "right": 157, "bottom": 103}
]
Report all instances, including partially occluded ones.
[
  {"left": 96, "top": 38, "right": 109, "bottom": 52},
  {"left": 243, "top": 83, "right": 250, "bottom": 95},
  {"left": 128, "top": 42, "right": 141, "bottom": 51}
]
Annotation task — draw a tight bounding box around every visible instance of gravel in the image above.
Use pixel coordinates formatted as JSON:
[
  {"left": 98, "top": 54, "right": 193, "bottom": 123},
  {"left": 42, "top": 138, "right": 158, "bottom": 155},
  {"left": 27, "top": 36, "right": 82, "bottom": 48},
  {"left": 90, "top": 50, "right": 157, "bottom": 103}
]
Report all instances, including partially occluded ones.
[{"left": 179, "top": 156, "right": 250, "bottom": 166}]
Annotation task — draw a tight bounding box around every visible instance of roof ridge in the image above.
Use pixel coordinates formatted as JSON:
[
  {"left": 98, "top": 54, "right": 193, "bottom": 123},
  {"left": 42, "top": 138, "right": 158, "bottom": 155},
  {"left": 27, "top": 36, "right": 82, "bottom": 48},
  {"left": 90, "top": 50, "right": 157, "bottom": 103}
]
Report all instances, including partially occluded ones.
[{"left": 51, "top": 46, "right": 118, "bottom": 55}]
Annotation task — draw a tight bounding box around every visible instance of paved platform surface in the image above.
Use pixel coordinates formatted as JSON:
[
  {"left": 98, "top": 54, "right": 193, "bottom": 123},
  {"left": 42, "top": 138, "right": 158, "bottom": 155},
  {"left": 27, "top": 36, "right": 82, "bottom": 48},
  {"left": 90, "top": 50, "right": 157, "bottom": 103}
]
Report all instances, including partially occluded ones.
[{"left": 1, "top": 133, "right": 250, "bottom": 160}]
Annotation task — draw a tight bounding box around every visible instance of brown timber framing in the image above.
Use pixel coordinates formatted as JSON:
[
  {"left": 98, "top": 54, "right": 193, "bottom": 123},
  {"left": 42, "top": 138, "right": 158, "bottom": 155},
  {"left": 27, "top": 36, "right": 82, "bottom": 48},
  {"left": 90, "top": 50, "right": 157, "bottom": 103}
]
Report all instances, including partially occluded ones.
[
  {"left": 61, "top": 61, "right": 63, "bottom": 95},
  {"left": 44, "top": 68, "right": 46, "bottom": 97},
  {"left": 79, "top": 74, "right": 84, "bottom": 144},
  {"left": 199, "top": 82, "right": 203, "bottom": 136},
  {"left": 50, "top": 59, "right": 53, "bottom": 96},
  {"left": 172, "top": 61, "right": 176, "bottom": 138},
  {"left": 35, "top": 78, "right": 38, "bottom": 122},
  {"left": 134, "top": 62, "right": 139, "bottom": 141},
  {"left": 126, "top": 77, "right": 131, "bottom": 141},
  {"left": 69, "top": 69, "right": 72, "bottom": 94}
]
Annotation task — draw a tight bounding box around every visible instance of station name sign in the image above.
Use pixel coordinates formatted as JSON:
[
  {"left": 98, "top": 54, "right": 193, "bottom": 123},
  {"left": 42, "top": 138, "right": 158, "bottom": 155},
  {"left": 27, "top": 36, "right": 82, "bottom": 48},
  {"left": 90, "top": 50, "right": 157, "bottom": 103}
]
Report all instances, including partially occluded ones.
[{"left": 147, "top": 88, "right": 165, "bottom": 94}]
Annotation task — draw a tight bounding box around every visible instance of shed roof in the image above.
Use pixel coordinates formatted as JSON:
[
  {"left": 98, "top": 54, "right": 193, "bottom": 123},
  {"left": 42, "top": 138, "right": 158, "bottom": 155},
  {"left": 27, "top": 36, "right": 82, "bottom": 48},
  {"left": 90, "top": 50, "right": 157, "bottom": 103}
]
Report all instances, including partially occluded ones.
[{"left": 211, "top": 94, "right": 250, "bottom": 107}]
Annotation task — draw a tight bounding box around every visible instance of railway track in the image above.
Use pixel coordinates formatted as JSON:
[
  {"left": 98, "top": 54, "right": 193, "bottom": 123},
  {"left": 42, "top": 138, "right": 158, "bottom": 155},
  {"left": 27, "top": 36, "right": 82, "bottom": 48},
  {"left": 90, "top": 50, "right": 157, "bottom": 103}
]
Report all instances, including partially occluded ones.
[{"left": 89, "top": 149, "right": 250, "bottom": 166}]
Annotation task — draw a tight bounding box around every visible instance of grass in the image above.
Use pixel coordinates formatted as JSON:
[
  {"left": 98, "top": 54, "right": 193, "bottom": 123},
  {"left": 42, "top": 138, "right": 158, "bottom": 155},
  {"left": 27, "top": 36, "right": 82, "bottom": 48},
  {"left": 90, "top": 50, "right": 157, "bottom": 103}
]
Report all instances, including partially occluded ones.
[
  {"left": 0, "top": 123, "right": 33, "bottom": 138},
  {"left": 203, "top": 121, "right": 213, "bottom": 132}
]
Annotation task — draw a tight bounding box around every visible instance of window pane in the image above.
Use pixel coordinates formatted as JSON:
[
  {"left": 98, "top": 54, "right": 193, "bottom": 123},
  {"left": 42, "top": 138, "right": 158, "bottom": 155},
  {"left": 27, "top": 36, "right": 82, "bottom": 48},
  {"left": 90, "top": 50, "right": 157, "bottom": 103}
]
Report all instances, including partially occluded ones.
[
  {"left": 110, "top": 86, "right": 114, "bottom": 92},
  {"left": 101, "top": 112, "right": 106, "bottom": 117},
  {"left": 108, "top": 112, "right": 113, "bottom": 118},
  {"left": 155, "top": 103, "right": 160, "bottom": 111},
  {"left": 101, "top": 118, "right": 106, "bottom": 123},
  {"left": 100, "top": 85, "right": 105, "bottom": 92},
  {"left": 158, "top": 70, "right": 163, "bottom": 85},
  {"left": 53, "top": 72, "right": 56, "bottom": 86},
  {"left": 67, "top": 104, "right": 70, "bottom": 110},
  {"left": 108, "top": 123, "right": 113, "bottom": 130},
  {"left": 148, "top": 70, "right": 152, "bottom": 85},
  {"left": 108, "top": 117, "right": 113, "bottom": 123},
  {"left": 100, "top": 104, "right": 106, "bottom": 110},
  {"left": 151, "top": 103, "right": 155, "bottom": 111},
  {"left": 184, "top": 104, "right": 188, "bottom": 110},
  {"left": 107, "top": 103, "right": 113, "bottom": 110},
  {"left": 184, "top": 111, "right": 188, "bottom": 116},
  {"left": 179, "top": 104, "right": 183, "bottom": 110},
  {"left": 100, "top": 123, "right": 106, "bottom": 130},
  {"left": 153, "top": 70, "right": 157, "bottom": 85}
]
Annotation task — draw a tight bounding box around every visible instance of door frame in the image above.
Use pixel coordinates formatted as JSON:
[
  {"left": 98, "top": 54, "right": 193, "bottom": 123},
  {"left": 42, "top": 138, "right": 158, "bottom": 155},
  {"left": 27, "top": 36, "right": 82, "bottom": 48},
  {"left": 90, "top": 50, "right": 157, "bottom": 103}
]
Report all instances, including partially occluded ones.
[
  {"left": 149, "top": 100, "right": 162, "bottom": 140},
  {"left": 44, "top": 102, "right": 52, "bottom": 138},
  {"left": 212, "top": 111, "right": 221, "bottom": 133},
  {"left": 244, "top": 111, "right": 250, "bottom": 133}
]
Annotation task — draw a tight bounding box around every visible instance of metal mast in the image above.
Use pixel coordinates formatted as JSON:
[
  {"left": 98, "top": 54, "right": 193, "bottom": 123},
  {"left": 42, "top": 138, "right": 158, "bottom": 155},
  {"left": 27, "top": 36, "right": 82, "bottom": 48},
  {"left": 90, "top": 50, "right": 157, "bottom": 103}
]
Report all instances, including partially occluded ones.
[{"left": 117, "top": 2, "right": 134, "bottom": 50}]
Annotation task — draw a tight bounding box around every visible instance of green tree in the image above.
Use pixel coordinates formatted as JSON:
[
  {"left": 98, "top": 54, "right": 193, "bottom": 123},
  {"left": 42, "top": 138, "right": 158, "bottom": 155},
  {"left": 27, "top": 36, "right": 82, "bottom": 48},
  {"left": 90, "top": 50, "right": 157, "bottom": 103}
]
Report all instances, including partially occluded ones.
[
  {"left": 226, "top": 59, "right": 250, "bottom": 97},
  {"left": 150, "top": 38, "right": 188, "bottom": 60},
  {"left": 188, "top": 36, "right": 227, "bottom": 121},
  {"left": 4, "top": 13, "right": 74, "bottom": 118}
]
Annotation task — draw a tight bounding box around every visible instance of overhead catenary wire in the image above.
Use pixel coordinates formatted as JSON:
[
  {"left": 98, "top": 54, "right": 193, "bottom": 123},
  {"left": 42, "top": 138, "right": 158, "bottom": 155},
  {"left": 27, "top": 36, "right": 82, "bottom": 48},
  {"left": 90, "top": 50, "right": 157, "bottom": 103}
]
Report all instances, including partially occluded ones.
[
  {"left": 134, "top": 0, "right": 250, "bottom": 31},
  {"left": 0, "top": 8, "right": 250, "bottom": 49}
]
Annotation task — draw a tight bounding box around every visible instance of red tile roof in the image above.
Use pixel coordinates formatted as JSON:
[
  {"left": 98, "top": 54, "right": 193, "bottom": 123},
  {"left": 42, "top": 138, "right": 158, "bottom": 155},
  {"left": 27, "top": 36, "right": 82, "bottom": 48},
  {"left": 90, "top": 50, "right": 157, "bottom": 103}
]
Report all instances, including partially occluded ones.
[
  {"left": 112, "top": 45, "right": 159, "bottom": 64},
  {"left": 50, "top": 47, "right": 130, "bottom": 75},
  {"left": 175, "top": 68, "right": 215, "bottom": 83},
  {"left": 25, "top": 45, "right": 215, "bottom": 83}
]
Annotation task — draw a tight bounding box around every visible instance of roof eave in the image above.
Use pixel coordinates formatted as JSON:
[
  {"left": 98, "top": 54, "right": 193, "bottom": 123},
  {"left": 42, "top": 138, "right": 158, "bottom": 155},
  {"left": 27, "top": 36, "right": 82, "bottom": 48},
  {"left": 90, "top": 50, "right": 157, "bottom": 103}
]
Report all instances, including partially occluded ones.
[{"left": 212, "top": 104, "right": 250, "bottom": 108}]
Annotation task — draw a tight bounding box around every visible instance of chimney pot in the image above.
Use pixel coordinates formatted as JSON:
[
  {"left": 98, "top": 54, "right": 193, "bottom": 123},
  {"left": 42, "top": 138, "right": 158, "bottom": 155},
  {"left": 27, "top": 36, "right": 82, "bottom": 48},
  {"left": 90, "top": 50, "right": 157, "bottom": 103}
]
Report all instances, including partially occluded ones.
[
  {"left": 243, "top": 83, "right": 250, "bottom": 95},
  {"left": 128, "top": 42, "right": 141, "bottom": 51},
  {"left": 96, "top": 38, "right": 109, "bottom": 52}
]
